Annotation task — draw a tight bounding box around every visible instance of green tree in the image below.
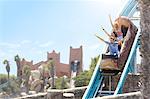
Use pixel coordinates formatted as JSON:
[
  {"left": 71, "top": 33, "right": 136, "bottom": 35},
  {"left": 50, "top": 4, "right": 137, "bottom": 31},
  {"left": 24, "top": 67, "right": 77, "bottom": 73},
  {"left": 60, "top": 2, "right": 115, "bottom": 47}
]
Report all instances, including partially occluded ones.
[
  {"left": 0, "top": 74, "right": 8, "bottom": 84},
  {"left": 14, "top": 55, "right": 21, "bottom": 78},
  {"left": 0, "top": 74, "right": 16, "bottom": 84},
  {"left": 22, "top": 65, "right": 31, "bottom": 94},
  {"left": 74, "top": 70, "right": 91, "bottom": 87},
  {"left": 89, "top": 55, "right": 100, "bottom": 75},
  {"left": 74, "top": 55, "right": 99, "bottom": 87},
  {"left": 42, "top": 63, "right": 47, "bottom": 91},
  {"left": 0, "top": 74, "right": 20, "bottom": 94},
  {"left": 55, "top": 77, "right": 69, "bottom": 89},
  {"left": 14, "top": 55, "right": 22, "bottom": 86},
  {"left": 47, "top": 59, "right": 55, "bottom": 89},
  {"left": 3, "top": 60, "right": 10, "bottom": 80},
  {"left": 38, "top": 60, "right": 55, "bottom": 91}
]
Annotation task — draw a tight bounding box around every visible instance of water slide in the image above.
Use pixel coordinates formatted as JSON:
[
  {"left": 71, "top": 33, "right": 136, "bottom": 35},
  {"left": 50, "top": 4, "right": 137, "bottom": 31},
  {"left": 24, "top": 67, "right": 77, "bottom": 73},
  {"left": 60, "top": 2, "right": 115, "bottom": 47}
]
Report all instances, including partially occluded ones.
[{"left": 82, "top": 0, "right": 139, "bottom": 98}]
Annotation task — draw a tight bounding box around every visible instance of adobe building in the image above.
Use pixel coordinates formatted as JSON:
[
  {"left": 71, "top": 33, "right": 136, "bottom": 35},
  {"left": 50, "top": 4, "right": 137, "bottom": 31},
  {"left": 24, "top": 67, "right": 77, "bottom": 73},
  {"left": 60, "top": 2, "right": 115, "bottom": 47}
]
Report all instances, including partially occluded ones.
[
  {"left": 47, "top": 50, "right": 70, "bottom": 77},
  {"left": 19, "top": 46, "right": 83, "bottom": 78},
  {"left": 15, "top": 58, "right": 33, "bottom": 79}
]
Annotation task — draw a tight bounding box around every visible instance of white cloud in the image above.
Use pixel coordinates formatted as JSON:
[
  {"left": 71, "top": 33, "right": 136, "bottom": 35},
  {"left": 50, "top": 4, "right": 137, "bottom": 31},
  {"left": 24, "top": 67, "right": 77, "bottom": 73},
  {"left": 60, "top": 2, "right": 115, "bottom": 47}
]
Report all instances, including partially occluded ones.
[
  {"left": 21, "top": 40, "right": 31, "bottom": 44},
  {"left": 39, "top": 41, "right": 54, "bottom": 48},
  {"left": 88, "top": 43, "right": 100, "bottom": 50},
  {"left": 0, "top": 50, "right": 6, "bottom": 58},
  {"left": 0, "top": 42, "right": 21, "bottom": 48}
]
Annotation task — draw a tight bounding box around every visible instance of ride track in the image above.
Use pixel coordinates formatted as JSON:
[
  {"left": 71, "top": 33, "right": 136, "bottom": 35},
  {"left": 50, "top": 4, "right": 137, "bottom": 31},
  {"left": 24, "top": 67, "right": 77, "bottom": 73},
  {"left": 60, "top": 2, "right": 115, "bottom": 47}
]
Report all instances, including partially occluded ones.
[{"left": 82, "top": 0, "right": 140, "bottom": 98}]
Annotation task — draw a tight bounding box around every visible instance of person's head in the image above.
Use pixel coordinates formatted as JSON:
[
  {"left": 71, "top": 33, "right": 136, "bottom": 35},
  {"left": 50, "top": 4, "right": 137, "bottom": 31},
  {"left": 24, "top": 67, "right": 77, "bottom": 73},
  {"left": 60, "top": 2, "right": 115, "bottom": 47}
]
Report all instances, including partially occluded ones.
[
  {"left": 111, "top": 31, "right": 117, "bottom": 41},
  {"left": 113, "top": 22, "right": 119, "bottom": 32},
  {"left": 111, "top": 31, "right": 117, "bottom": 37},
  {"left": 109, "top": 37, "right": 115, "bottom": 43}
]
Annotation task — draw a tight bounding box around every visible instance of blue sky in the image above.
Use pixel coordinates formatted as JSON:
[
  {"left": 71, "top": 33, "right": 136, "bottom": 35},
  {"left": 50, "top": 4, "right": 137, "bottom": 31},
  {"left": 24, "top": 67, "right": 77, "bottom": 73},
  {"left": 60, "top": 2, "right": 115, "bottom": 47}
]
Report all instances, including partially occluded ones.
[{"left": 0, "top": 0, "right": 123, "bottom": 75}]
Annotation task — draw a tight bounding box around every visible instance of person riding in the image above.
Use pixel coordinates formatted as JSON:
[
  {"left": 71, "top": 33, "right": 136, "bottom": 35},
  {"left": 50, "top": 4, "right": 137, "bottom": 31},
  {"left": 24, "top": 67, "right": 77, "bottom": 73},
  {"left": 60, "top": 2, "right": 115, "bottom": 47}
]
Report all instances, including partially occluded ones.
[
  {"left": 101, "top": 26, "right": 122, "bottom": 51},
  {"left": 95, "top": 34, "right": 119, "bottom": 57}
]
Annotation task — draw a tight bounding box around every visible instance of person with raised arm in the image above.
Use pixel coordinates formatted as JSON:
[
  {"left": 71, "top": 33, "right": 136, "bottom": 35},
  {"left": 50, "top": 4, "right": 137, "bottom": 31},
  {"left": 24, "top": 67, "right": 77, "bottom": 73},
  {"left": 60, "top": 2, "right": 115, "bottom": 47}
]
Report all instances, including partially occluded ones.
[{"left": 95, "top": 33, "right": 119, "bottom": 57}]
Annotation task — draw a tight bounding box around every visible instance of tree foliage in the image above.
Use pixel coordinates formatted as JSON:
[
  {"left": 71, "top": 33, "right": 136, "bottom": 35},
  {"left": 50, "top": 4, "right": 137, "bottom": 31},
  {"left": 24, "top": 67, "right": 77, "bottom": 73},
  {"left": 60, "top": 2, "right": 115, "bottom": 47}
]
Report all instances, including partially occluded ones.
[
  {"left": 0, "top": 74, "right": 15, "bottom": 84},
  {"left": 0, "top": 74, "right": 20, "bottom": 94},
  {"left": 55, "top": 77, "right": 70, "bottom": 89},
  {"left": 22, "top": 65, "right": 31, "bottom": 93},
  {"left": 3, "top": 59, "right": 10, "bottom": 79},
  {"left": 74, "top": 55, "right": 100, "bottom": 87},
  {"left": 46, "top": 59, "right": 55, "bottom": 89}
]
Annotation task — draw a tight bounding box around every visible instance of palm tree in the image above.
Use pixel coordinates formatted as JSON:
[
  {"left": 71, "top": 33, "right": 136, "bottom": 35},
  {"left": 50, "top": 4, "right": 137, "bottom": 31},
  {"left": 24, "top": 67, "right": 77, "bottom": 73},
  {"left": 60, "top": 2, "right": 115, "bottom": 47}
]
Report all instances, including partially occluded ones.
[
  {"left": 3, "top": 60, "right": 10, "bottom": 80},
  {"left": 14, "top": 55, "right": 22, "bottom": 86},
  {"left": 39, "top": 63, "right": 50, "bottom": 91},
  {"left": 22, "top": 65, "right": 31, "bottom": 94},
  {"left": 42, "top": 64, "right": 46, "bottom": 92},
  {"left": 139, "top": 0, "right": 150, "bottom": 98},
  {"left": 47, "top": 59, "right": 55, "bottom": 89},
  {"left": 14, "top": 55, "right": 21, "bottom": 78}
]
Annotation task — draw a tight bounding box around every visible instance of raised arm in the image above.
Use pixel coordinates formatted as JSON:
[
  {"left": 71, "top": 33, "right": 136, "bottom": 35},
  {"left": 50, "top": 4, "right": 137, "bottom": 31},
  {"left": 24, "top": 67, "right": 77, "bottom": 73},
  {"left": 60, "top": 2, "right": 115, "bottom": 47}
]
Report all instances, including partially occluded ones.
[
  {"left": 101, "top": 26, "right": 111, "bottom": 38},
  {"left": 95, "top": 33, "right": 105, "bottom": 42},
  {"left": 109, "top": 14, "right": 114, "bottom": 28}
]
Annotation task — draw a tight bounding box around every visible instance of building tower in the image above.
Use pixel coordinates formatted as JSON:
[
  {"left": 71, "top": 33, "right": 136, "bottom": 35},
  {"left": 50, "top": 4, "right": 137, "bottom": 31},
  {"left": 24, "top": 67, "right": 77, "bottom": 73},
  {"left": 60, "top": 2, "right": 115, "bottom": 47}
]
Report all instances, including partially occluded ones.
[
  {"left": 69, "top": 46, "right": 83, "bottom": 75},
  {"left": 47, "top": 50, "right": 60, "bottom": 64},
  {"left": 47, "top": 50, "right": 60, "bottom": 76}
]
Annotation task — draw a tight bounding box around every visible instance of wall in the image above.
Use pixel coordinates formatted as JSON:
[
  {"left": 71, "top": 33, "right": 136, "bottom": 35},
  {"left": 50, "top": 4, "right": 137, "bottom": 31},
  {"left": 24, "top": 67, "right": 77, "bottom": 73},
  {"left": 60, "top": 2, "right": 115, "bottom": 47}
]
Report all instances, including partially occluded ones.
[
  {"left": 97, "top": 91, "right": 143, "bottom": 99},
  {"left": 112, "top": 73, "right": 142, "bottom": 93}
]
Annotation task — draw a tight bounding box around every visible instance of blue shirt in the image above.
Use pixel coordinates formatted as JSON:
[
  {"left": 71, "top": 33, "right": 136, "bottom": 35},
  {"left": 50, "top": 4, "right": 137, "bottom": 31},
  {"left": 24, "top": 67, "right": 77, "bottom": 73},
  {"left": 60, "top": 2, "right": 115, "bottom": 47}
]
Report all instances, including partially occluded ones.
[{"left": 104, "top": 41, "right": 119, "bottom": 56}]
